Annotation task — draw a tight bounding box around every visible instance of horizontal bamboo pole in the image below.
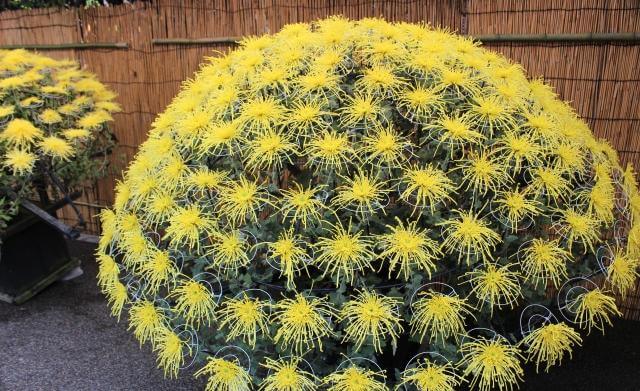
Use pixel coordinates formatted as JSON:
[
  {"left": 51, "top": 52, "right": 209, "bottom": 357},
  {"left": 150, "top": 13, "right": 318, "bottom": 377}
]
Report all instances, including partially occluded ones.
[
  {"left": 0, "top": 42, "right": 128, "bottom": 50},
  {"left": 476, "top": 32, "right": 640, "bottom": 43},
  {"left": 151, "top": 32, "right": 640, "bottom": 46},
  {"left": 152, "top": 37, "right": 241, "bottom": 45}
]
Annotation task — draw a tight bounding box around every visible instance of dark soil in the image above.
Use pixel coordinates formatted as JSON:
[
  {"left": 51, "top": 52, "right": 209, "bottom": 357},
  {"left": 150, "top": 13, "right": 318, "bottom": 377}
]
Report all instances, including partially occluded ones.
[{"left": 0, "top": 240, "right": 638, "bottom": 390}]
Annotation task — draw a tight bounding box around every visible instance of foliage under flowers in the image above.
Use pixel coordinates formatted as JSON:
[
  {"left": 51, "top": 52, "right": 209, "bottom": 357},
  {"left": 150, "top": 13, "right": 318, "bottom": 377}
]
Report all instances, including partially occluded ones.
[
  {"left": 0, "top": 49, "right": 118, "bottom": 229},
  {"left": 98, "top": 17, "right": 640, "bottom": 390}
]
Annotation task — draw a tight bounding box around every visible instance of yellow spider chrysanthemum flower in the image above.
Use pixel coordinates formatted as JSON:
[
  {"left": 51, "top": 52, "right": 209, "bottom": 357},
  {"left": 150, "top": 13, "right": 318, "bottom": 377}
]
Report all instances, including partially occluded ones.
[
  {"left": 267, "top": 229, "right": 309, "bottom": 289},
  {"left": 332, "top": 172, "right": 388, "bottom": 217},
  {"left": 459, "top": 337, "right": 524, "bottom": 391},
  {"left": 158, "top": 155, "right": 188, "bottom": 188},
  {"left": 216, "top": 177, "right": 271, "bottom": 227},
  {"left": 170, "top": 279, "right": 217, "bottom": 327},
  {"left": 396, "top": 84, "right": 444, "bottom": 120},
  {"left": 356, "top": 65, "right": 405, "bottom": 94},
  {"left": 377, "top": 218, "right": 442, "bottom": 280},
  {"left": 240, "top": 95, "right": 284, "bottom": 132},
  {"left": 567, "top": 288, "right": 621, "bottom": 334},
  {"left": 555, "top": 208, "right": 601, "bottom": 253},
  {"left": 198, "top": 120, "right": 243, "bottom": 156},
  {"left": 520, "top": 239, "right": 572, "bottom": 288},
  {"left": 285, "top": 98, "right": 331, "bottom": 134},
  {"left": 305, "top": 129, "right": 354, "bottom": 171},
  {"left": 606, "top": 249, "right": 640, "bottom": 297},
  {"left": 273, "top": 294, "right": 335, "bottom": 354},
  {"left": 39, "top": 136, "right": 74, "bottom": 159},
  {"left": 195, "top": 357, "right": 252, "bottom": 391},
  {"left": 465, "top": 263, "right": 522, "bottom": 313},
  {"left": 2, "top": 118, "right": 43, "bottom": 145},
  {"left": 410, "top": 291, "right": 473, "bottom": 345},
  {"left": 105, "top": 280, "right": 128, "bottom": 320},
  {"left": 495, "top": 131, "right": 542, "bottom": 172},
  {"left": 521, "top": 322, "right": 582, "bottom": 373},
  {"left": 398, "top": 359, "right": 463, "bottom": 391},
  {"left": 399, "top": 164, "right": 455, "bottom": 213},
  {"left": 244, "top": 128, "right": 297, "bottom": 171},
  {"left": 208, "top": 230, "right": 251, "bottom": 272},
  {"left": 154, "top": 327, "right": 191, "bottom": 379},
  {"left": 218, "top": 294, "right": 270, "bottom": 348},
  {"left": 322, "top": 366, "right": 387, "bottom": 391},
  {"left": 96, "top": 253, "right": 120, "bottom": 292},
  {"left": 493, "top": 188, "right": 541, "bottom": 232},
  {"left": 458, "top": 150, "right": 510, "bottom": 195},
  {"left": 427, "top": 115, "right": 484, "bottom": 153},
  {"left": 439, "top": 210, "right": 501, "bottom": 264},
  {"left": 163, "top": 205, "right": 215, "bottom": 249},
  {"left": 360, "top": 126, "right": 411, "bottom": 167},
  {"left": 297, "top": 69, "right": 341, "bottom": 97},
  {"left": 339, "top": 290, "right": 403, "bottom": 353},
  {"left": 438, "top": 67, "right": 480, "bottom": 96},
  {"left": 146, "top": 191, "right": 177, "bottom": 226},
  {"left": 3, "top": 148, "right": 36, "bottom": 175},
  {"left": 339, "top": 93, "right": 383, "bottom": 128},
  {"left": 140, "top": 250, "right": 178, "bottom": 294},
  {"left": 0, "top": 105, "right": 15, "bottom": 118},
  {"left": 529, "top": 167, "right": 570, "bottom": 201},
  {"left": 77, "top": 110, "right": 112, "bottom": 129},
  {"left": 128, "top": 300, "right": 166, "bottom": 347},
  {"left": 553, "top": 142, "right": 587, "bottom": 176},
  {"left": 467, "top": 95, "right": 514, "bottom": 137},
  {"left": 187, "top": 168, "right": 227, "bottom": 192},
  {"left": 314, "top": 221, "right": 376, "bottom": 284},
  {"left": 39, "top": 108, "right": 63, "bottom": 124},
  {"left": 586, "top": 180, "right": 615, "bottom": 224},
  {"left": 279, "top": 183, "right": 324, "bottom": 228},
  {"left": 259, "top": 357, "right": 318, "bottom": 391}
]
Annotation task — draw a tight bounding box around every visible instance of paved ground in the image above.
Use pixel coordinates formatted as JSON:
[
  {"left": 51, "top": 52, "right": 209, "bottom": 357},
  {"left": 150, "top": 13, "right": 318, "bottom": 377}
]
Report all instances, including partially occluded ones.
[
  {"left": 0, "top": 240, "right": 639, "bottom": 390},
  {"left": 0, "top": 241, "right": 204, "bottom": 391}
]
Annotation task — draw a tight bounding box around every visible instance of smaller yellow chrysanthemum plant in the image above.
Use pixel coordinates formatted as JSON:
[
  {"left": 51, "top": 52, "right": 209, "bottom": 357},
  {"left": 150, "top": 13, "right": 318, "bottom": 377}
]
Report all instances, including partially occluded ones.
[{"left": 0, "top": 49, "right": 118, "bottom": 229}]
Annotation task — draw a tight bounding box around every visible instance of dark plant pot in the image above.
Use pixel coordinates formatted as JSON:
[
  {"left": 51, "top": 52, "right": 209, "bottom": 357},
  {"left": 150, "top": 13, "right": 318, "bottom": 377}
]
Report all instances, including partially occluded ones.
[{"left": 0, "top": 209, "right": 78, "bottom": 304}]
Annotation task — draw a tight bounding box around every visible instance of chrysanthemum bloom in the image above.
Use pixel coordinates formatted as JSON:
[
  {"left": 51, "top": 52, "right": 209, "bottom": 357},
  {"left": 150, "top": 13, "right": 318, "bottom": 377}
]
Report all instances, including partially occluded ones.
[
  {"left": 218, "top": 294, "right": 270, "bottom": 348},
  {"left": 520, "top": 239, "right": 572, "bottom": 288},
  {"left": 322, "top": 365, "right": 387, "bottom": 391},
  {"left": 272, "top": 294, "right": 335, "bottom": 354},
  {"left": 267, "top": 229, "right": 309, "bottom": 288},
  {"left": 314, "top": 221, "right": 376, "bottom": 284},
  {"left": 128, "top": 300, "right": 167, "bottom": 346},
  {"left": 567, "top": 288, "right": 622, "bottom": 334},
  {"left": 376, "top": 218, "right": 442, "bottom": 280},
  {"left": 521, "top": 322, "right": 582, "bottom": 372},
  {"left": 459, "top": 337, "right": 524, "bottom": 391},
  {"left": 259, "top": 357, "right": 318, "bottom": 391},
  {"left": 195, "top": 357, "right": 252, "bottom": 391},
  {"left": 154, "top": 327, "right": 191, "bottom": 378},
  {"left": 605, "top": 249, "right": 640, "bottom": 297},
  {"left": 99, "top": 18, "right": 638, "bottom": 388},
  {"left": 410, "top": 291, "right": 473, "bottom": 344},
  {"left": 465, "top": 263, "right": 523, "bottom": 314},
  {"left": 169, "top": 279, "right": 217, "bottom": 327},
  {"left": 398, "top": 359, "right": 463, "bottom": 391},
  {"left": 439, "top": 210, "right": 502, "bottom": 264},
  {"left": 339, "top": 290, "right": 403, "bottom": 353}
]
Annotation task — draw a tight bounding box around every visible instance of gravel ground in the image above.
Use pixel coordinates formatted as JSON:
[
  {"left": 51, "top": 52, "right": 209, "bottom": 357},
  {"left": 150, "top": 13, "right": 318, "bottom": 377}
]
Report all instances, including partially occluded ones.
[{"left": 0, "top": 240, "right": 638, "bottom": 390}]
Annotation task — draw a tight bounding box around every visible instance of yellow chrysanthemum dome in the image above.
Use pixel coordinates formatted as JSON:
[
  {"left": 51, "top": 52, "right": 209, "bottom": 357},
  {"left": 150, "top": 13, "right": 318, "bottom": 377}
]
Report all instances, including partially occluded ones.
[
  {"left": 99, "top": 17, "right": 639, "bottom": 390},
  {"left": 0, "top": 49, "right": 119, "bottom": 229}
]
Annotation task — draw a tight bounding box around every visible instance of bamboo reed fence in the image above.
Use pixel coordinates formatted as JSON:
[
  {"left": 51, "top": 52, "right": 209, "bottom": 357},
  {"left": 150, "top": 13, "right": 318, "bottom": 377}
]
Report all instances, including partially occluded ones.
[{"left": 1, "top": 0, "right": 640, "bottom": 318}]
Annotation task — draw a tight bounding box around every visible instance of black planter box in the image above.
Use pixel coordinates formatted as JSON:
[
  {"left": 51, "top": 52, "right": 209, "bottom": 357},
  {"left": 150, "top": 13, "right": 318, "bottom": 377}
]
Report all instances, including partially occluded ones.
[{"left": 0, "top": 210, "right": 78, "bottom": 304}]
